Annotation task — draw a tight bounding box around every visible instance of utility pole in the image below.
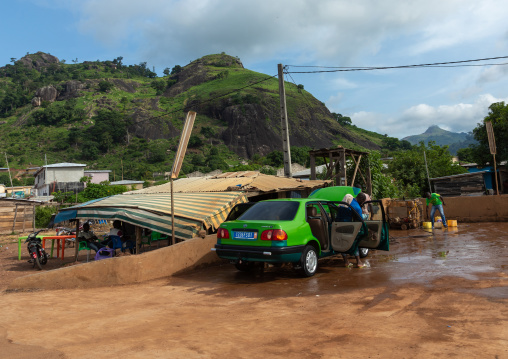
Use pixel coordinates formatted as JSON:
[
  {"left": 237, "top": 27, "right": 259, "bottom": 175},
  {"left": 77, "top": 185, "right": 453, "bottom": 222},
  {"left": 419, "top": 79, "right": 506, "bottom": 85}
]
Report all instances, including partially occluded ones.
[
  {"left": 5, "top": 153, "right": 14, "bottom": 191},
  {"left": 278, "top": 64, "right": 292, "bottom": 178},
  {"left": 423, "top": 150, "right": 431, "bottom": 193}
]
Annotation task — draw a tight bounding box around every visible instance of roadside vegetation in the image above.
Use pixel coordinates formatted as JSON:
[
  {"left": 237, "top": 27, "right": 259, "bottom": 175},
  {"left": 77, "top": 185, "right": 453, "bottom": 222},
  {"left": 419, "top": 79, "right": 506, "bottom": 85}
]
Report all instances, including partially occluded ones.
[{"left": 1, "top": 52, "right": 505, "bottom": 201}]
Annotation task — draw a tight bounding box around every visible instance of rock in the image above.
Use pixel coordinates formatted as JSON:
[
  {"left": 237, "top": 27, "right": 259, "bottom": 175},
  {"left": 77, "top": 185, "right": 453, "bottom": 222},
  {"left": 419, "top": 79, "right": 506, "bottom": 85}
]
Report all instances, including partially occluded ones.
[
  {"left": 35, "top": 86, "right": 58, "bottom": 103},
  {"left": 17, "top": 52, "right": 59, "bottom": 71},
  {"left": 57, "top": 81, "right": 85, "bottom": 100},
  {"left": 31, "top": 97, "right": 42, "bottom": 107}
]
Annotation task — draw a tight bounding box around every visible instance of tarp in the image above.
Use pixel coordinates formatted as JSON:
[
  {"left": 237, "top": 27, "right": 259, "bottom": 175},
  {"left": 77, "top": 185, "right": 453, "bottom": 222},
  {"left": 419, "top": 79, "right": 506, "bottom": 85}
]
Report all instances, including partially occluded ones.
[{"left": 56, "top": 192, "right": 247, "bottom": 240}]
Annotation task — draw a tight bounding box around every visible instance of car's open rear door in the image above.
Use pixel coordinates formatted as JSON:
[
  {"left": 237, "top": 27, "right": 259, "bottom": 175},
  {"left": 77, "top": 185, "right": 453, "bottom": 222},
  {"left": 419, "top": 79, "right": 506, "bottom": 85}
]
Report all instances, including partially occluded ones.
[
  {"left": 328, "top": 202, "right": 364, "bottom": 252},
  {"left": 358, "top": 200, "right": 389, "bottom": 251}
]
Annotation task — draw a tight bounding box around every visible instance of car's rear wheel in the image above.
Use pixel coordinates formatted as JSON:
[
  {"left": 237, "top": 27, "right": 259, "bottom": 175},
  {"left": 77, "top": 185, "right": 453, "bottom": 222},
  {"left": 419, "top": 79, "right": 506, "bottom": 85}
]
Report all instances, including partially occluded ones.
[
  {"left": 359, "top": 248, "right": 369, "bottom": 258},
  {"left": 299, "top": 245, "right": 318, "bottom": 277}
]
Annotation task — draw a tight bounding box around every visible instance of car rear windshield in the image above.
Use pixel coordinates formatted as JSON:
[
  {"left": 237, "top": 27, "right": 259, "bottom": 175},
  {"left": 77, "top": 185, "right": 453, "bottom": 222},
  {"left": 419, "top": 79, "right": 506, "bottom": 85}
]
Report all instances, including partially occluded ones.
[{"left": 238, "top": 201, "right": 300, "bottom": 221}]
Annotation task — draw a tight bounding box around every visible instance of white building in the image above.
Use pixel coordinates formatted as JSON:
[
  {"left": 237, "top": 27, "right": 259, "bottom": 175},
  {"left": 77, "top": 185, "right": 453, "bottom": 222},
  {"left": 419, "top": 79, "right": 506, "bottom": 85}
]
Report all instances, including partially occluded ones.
[{"left": 33, "top": 163, "right": 86, "bottom": 196}]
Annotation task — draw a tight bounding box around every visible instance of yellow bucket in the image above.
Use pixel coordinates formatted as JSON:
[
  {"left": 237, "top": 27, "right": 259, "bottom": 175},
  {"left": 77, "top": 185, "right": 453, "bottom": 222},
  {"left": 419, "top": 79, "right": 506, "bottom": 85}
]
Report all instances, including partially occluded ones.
[
  {"left": 447, "top": 220, "right": 457, "bottom": 227},
  {"left": 434, "top": 222, "right": 443, "bottom": 229},
  {"left": 422, "top": 222, "right": 432, "bottom": 229}
]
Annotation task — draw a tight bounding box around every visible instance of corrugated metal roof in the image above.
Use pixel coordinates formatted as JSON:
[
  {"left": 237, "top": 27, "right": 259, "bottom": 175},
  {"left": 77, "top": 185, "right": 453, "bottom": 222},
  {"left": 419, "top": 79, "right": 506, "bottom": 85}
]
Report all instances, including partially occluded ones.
[
  {"left": 130, "top": 172, "right": 329, "bottom": 195},
  {"left": 111, "top": 180, "right": 144, "bottom": 185},
  {"left": 45, "top": 163, "right": 86, "bottom": 168}
]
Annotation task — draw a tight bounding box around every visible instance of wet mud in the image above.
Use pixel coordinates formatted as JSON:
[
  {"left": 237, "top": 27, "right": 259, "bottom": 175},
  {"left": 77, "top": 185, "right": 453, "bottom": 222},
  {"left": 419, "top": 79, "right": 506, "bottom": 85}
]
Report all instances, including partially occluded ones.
[
  {"left": 1, "top": 222, "right": 506, "bottom": 358},
  {"left": 172, "top": 222, "right": 508, "bottom": 300}
]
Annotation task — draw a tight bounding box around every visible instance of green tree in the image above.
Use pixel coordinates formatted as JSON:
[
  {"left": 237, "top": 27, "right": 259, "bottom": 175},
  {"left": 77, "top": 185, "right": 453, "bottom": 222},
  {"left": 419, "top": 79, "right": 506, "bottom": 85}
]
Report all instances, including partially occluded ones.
[
  {"left": 290, "top": 146, "right": 311, "bottom": 166},
  {"left": 171, "top": 65, "right": 182, "bottom": 75},
  {"left": 98, "top": 80, "right": 114, "bottom": 92},
  {"left": 387, "top": 142, "right": 467, "bottom": 195},
  {"left": 151, "top": 79, "right": 166, "bottom": 95},
  {"left": 469, "top": 102, "right": 508, "bottom": 165},
  {"left": 265, "top": 150, "right": 284, "bottom": 167},
  {"left": 331, "top": 112, "right": 352, "bottom": 126}
]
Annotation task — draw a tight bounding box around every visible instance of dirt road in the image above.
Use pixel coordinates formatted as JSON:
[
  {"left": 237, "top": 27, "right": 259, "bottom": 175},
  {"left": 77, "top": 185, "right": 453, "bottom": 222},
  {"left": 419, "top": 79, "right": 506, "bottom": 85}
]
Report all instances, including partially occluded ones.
[{"left": 1, "top": 223, "right": 507, "bottom": 358}]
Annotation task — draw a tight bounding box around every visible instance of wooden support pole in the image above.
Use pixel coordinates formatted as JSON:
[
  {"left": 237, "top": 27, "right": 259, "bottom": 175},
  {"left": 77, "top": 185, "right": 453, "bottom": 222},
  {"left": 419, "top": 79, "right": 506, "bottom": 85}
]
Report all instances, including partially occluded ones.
[
  {"left": 493, "top": 154, "right": 499, "bottom": 195},
  {"left": 135, "top": 226, "right": 142, "bottom": 255},
  {"left": 341, "top": 149, "right": 347, "bottom": 186},
  {"left": 22, "top": 204, "right": 26, "bottom": 233},
  {"left": 310, "top": 155, "right": 316, "bottom": 180},
  {"left": 74, "top": 219, "right": 80, "bottom": 261},
  {"left": 351, "top": 154, "right": 362, "bottom": 187},
  {"left": 12, "top": 204, "right": 18, "bottom": 233},
  {"left": 33, "top": 204, "right": 36, "bottom": 232},
  {"left": 171, "top": 178, "right": 175, "bottom": 246},
  {"left": 366, "top": 165, "right": 372, "bottom": 197}
]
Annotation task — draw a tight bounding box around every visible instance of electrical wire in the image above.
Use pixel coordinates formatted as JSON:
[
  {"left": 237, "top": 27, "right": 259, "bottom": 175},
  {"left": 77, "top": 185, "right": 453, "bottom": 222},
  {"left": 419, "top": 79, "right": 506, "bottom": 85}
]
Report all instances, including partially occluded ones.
[{"left": 285, "top": 55, "right": 508, "bottom": 73}]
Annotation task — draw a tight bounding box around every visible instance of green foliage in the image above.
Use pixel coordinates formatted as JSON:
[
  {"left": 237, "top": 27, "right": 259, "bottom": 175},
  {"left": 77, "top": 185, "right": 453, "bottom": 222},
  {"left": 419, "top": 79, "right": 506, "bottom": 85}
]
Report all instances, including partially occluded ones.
[
  {"left": 98, "top": 80, "right": 114, "bottom": 92},
  {"left": 331, "top": 112, "right": 352, "bottom": 126},
  {"left": 171, "top": 65, "right": 182, "bottom": 75},
  {"left": 52, "top": 182, "right": 128, "bottom": 203},
  {"left": 468, "top": 102, "right": 508, "bottom": 165},
  {"left": 290, "top": 146, "right": 312, "bottom": 166},
  {"left": 35, "top": 205, "right": 55, "bottom": 228},
  {"left": 456, "top": 147, "right": 475, "bottom": 163},
  {"left": 265, "top": 150, "right": 284, "bottom": 167},
  {"left": 151, "top": 79, "right": 166, "bottom": 95},
  {"left": 29, "top": 98, "right": 85, "bottom": 126},
  {"left": 387, "top": 142, "right": 467, "bottom": 195},
  {"left": 188, "top": 135, "right": 203, "bottom": 148}
]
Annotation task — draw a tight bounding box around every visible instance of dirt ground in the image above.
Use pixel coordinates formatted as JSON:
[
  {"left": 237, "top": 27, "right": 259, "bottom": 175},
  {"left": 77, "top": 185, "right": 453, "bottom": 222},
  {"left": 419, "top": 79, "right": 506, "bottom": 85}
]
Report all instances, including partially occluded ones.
[{"left": 0, "top": 223, "right": 507, "bottom": 358}]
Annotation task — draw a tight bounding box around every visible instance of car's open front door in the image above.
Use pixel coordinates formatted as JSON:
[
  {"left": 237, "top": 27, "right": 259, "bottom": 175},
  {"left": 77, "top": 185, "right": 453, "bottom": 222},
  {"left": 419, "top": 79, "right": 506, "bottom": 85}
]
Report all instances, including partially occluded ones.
[{"left": 328, "top": 202, "right": 365, "bottom": 252}]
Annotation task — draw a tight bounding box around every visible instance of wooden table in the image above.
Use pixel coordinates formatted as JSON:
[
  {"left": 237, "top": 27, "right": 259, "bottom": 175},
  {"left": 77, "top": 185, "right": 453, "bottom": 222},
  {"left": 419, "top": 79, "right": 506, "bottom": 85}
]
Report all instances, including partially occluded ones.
[{"left": 18, "top": 235, "right": 76, "bottom": 260}]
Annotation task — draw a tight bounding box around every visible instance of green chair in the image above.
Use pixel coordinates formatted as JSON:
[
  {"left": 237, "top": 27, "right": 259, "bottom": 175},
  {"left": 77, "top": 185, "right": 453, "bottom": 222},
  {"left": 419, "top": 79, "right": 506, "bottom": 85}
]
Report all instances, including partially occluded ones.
[
  {"left": 151, "top": 231, "right": 169, "bottom": 248},
  {"left": 76, "top": 241, "right": 92, "bottom": 262}
]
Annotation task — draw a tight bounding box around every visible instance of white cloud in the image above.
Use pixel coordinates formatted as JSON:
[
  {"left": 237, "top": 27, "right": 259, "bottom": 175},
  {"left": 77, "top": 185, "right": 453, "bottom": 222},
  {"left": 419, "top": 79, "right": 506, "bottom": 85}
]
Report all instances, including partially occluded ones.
[
  {"left": 351, "top": 94, "right": 508, "bottom": 138},
  {"left": 53, "top": 0, "right": 508, "bottom": 68}
]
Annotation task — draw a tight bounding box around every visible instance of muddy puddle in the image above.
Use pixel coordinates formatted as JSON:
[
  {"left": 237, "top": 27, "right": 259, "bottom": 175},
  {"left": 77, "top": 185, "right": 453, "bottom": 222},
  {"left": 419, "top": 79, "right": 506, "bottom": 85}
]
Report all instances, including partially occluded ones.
[{"left": 172, "top": 222, "right": 508, "bottom": 300}]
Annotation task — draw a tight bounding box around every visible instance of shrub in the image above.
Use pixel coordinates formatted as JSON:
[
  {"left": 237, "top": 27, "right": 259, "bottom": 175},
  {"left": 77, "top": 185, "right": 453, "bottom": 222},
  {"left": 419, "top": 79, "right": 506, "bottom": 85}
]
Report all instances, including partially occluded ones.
[{"left": 35, "top": 205, "right": 56, "bottom": 228}]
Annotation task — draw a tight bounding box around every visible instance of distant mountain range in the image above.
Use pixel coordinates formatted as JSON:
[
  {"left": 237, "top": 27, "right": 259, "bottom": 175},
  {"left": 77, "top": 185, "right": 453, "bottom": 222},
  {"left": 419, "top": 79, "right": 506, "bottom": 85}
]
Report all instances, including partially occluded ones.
[{"left": 402, "top": 125, "right": 476, "bottom": 155}]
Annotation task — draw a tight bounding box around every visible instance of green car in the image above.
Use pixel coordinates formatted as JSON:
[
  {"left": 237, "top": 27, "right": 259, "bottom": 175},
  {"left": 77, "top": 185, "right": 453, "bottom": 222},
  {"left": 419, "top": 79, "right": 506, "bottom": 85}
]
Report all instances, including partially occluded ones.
[{"left": 213, "top": 186, "right": 390, "bottom": 277}]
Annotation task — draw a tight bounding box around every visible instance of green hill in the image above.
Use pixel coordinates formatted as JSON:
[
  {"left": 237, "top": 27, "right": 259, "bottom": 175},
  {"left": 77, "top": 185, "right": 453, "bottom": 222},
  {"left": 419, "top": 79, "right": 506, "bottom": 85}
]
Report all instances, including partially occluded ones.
[
  {"left": 402, "top": 125, "right": 476, "bottom": 155},
  {"left": 0, "top": 52, "right": 381, "bottom": 181}
]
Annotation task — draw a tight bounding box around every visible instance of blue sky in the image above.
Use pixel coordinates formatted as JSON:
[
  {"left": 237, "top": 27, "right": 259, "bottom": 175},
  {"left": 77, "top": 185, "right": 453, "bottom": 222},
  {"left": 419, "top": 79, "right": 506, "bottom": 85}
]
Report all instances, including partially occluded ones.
[{"left": 3, "top": 0, "right": 508, "bottom": 139}]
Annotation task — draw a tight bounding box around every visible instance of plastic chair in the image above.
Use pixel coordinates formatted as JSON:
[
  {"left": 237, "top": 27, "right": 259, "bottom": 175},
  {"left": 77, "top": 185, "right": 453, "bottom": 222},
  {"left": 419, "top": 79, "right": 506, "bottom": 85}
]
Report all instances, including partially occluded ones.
[
  {"left": 95, "top": 247, "right": 114, "bottom": 260},
  {"left": 76, "top": 241, "right": 92, "bottom": 262},
  {"left": 151, "top": 231, "right": 169, "bottom": 248},
  {"left": 110, "top": 235, "right": 134, "bottom": 255}
]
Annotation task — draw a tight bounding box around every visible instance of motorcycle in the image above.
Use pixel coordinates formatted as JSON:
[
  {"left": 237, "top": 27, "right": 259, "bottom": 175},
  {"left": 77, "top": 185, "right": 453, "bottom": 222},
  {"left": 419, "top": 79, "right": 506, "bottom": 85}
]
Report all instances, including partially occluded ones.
[{"left": 25, "top": 229, "right": 49, "bottom": 270}]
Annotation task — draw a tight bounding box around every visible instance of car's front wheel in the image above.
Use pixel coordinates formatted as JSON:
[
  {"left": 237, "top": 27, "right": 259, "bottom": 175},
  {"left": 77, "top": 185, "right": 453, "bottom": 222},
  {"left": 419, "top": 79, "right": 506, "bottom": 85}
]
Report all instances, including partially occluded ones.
[
  {"left": 359, "top": 248, "right": 369, "bottom": 258},
  {"left": 299, "top": 245, "right": 318, "bottom": 277}
]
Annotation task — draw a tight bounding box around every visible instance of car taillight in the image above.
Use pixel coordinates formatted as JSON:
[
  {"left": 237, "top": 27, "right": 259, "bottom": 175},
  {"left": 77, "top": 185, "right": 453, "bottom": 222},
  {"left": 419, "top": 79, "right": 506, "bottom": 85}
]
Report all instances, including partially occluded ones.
[
  {"left": 261, "top": 229, "right": 287, "bottom": 241},
  {"left": 217, "top": 228, "right": 229, "bottom": 239}
]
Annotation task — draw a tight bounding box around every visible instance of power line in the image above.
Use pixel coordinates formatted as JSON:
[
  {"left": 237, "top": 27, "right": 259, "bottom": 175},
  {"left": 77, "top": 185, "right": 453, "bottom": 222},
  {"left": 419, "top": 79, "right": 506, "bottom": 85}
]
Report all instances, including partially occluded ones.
[{"left": 286, "top": 55, "right": 508, "bottom": 73}]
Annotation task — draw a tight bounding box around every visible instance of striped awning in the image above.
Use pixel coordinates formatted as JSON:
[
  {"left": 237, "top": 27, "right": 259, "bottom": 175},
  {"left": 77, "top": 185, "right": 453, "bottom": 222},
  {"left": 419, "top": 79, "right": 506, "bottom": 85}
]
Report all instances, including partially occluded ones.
[{"left": 57, "top": 192, "right": 247, "bottom": 240}]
